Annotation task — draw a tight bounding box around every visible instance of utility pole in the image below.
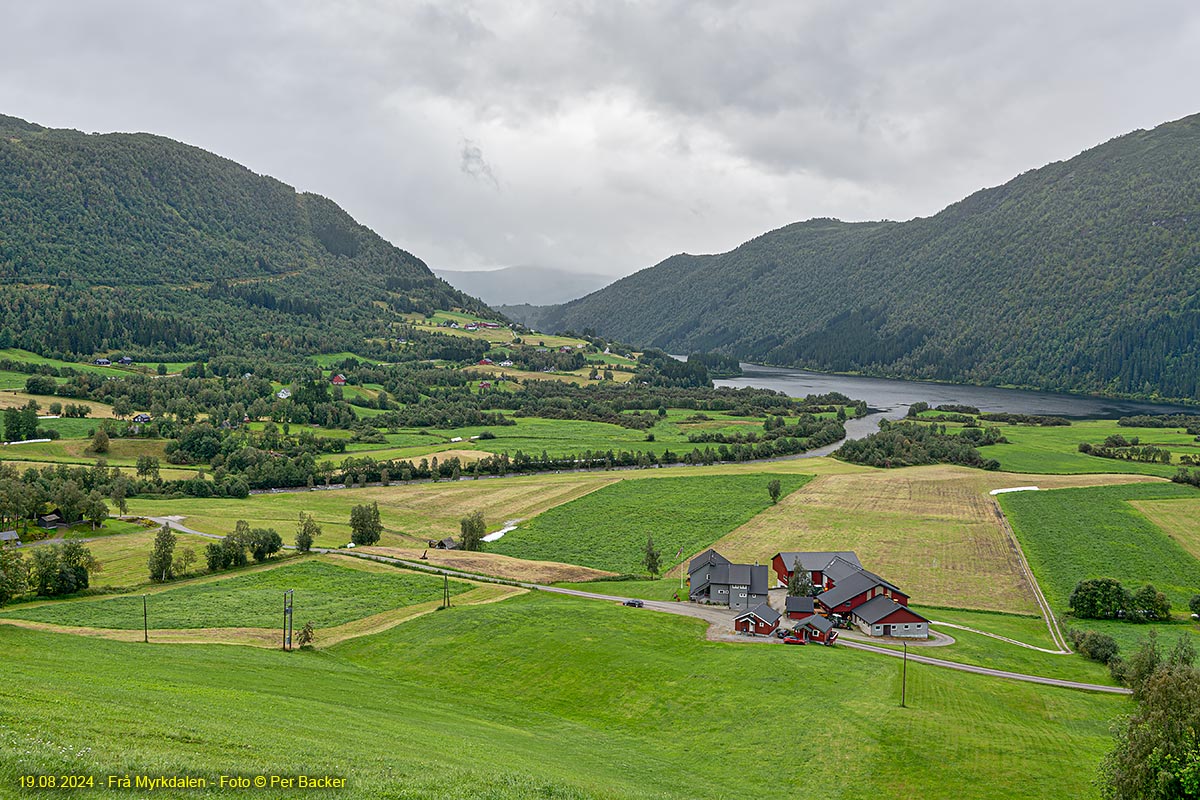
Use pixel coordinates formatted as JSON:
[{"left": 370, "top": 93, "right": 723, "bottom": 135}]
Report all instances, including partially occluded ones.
[
  {"left": 443, "top": 574, "right": 450, "bottom": 608},
  {"left": 142, "top": 594, "right": 148, "bottom": 643},
  {"left": 901, "top": 641, "right": 908, "bottom": 708},
  {"left": 283, "top": 589, "right": 293, "bottom": 651}
]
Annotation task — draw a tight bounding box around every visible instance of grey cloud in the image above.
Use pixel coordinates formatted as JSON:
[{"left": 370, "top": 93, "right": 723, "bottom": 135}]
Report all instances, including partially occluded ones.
[
  {"left": 460, "top": 139, "right": 500, "bottom": 190},
  {"left": 0, "top": 1, "right": 1198, "bottom": 277}
]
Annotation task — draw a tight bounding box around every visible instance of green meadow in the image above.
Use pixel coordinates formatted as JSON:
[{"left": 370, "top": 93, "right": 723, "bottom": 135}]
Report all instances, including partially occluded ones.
[
  {"left": 1000, "top": 482, "right": 1200, "bottom": 609},
  {"left": 981, "top": 419, "right": 1197, "bottom": 477},
  {"left": 0, "top": 559, "right": 468, "bottom": 630},
  {"left": 0, "top": 591, "right": 1125, "bottom": 800},
  {"left": 489, "top": 473, "right": 810, "bottom": 573}
]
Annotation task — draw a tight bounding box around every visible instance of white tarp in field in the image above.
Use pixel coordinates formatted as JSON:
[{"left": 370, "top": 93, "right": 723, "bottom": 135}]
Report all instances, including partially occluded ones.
[{"left": 989, "top": 486, "right": 1039, "bottom": 495}]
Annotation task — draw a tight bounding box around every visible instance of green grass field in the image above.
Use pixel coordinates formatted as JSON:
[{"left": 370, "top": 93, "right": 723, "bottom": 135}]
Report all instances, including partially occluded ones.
[
  {"left": 1001, "top": 482, "right": 1200, "bottom": 610},
  {"left": 0, "top": 591, "right": 1125, "bottom": 799},
  {"left": 0, "top": 559, "right": 469, "bottom": 630},
  {"left": 979, "top": 419, "right": 1198, "bottom": 477},
  {"left": 489, "top": 473, "right": 810, "bottom": 573}
]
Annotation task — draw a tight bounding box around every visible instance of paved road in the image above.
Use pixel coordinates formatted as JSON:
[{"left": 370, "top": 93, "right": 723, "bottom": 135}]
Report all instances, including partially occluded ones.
[
  {"left": 327, "top": 548, "right": 1128, "bottom": 695},
  {"left": 144, "top": 516, "right": 223, "bottom": 539},
  {"left": 839, "top": 640, "right": 1130, "bottom": 694}
]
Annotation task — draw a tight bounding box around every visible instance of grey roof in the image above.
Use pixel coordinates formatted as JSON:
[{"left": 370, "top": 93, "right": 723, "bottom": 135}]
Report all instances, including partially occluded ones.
[
  {"left": 816, "top": 571, "right": 887, "bottom": 609},
  {"left": 822, "top": 555, "right": 868, "bottom": 585},
  {"left": 785, "top": 596, "right": 815, "bottom": 615},
  {"left": 735, "top": 603, "right": 781, "bottom": 625},
  {"left": 0, "top": 530, "right": 20, "bottom": 542},
  {"left": 776, "top": 551, "right": 861, "bottom": 573},
  {"left": 688, "top": 548, "right": 731, "bottom": 575},
  {"left": 748, "top": 564, "right": 769, "bottom": 595},
  {"left": 793, "top": 614, "right": 834, "bottom": 634},
  {"left": 852, "top": 595, "right": 930, "bottom": 625}
]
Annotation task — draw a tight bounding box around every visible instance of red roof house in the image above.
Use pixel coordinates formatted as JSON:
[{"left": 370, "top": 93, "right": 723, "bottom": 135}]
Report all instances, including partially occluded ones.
[{"left": 331, "top": 374, "right": 347, "bottom": 386}]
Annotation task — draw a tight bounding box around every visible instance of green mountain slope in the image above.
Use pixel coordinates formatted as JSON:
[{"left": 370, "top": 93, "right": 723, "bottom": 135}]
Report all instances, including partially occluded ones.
[
  {"left": 0, "top": 114, "right": 491, "bottom": 360},
  {"left": 534, "top": 113, "right": 1200, "bottom": 402}
]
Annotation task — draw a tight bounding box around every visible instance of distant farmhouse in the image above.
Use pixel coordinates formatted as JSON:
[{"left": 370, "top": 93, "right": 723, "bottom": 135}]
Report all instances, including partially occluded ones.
[
  {"left": 687, "top": 549, "right": 770, "bottom": 611},
  {"left": 276, "top": 388, "right": 291, "bottom": 400}
]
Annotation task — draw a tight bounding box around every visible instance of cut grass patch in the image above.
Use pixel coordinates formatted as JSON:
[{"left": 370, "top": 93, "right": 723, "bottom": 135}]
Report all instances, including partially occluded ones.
[{"left": 489, "top": 473, "right": 810, "bottom": 574}]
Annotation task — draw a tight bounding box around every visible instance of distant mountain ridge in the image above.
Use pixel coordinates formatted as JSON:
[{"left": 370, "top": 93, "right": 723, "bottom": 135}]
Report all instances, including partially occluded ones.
[
  {"left": 0, "top": 113, "right": 491, "bottom": 360},
  {"left": 434, "top": 265, "right": 614, "bottom": 307},
  {"left": 531, "top": 112, "right": 1200, "bottom": 403}
]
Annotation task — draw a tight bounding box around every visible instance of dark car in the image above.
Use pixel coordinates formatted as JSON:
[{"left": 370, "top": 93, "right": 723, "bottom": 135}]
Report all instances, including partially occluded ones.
[
  {"left": 622, "top": 599, "right": 644, "bottom": 608},
  {"left": 782, "top": 636, "right": 806, "bottom": 645},
  {"left": 775, "top": 628, "right": 789, "bottom": 639}
]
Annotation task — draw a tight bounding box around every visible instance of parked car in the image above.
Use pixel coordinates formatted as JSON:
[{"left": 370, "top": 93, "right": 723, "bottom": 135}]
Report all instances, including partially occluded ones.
[
  {"left": 622, "top": 599, "right": 644, "bottom": 608},
  {"left": 775, "top": 628, "right": 789, "bottom": 639},
  {"left": 782, "top": 636, "right": 806, "bottom": 645}
]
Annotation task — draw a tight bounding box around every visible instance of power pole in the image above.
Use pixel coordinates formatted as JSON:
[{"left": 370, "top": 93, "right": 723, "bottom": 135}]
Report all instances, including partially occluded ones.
[
  {"left": 142, "top": 594, "right": 148, "bottom": 643},
  {"left": 283, "top": 589, "right": 294, "bottom": 651},
  {"left": 901, "top": 642, "right": 908, "bottom": 708},
  {"left": 443, "top": 574, "right": 450, "bottom": 608}
]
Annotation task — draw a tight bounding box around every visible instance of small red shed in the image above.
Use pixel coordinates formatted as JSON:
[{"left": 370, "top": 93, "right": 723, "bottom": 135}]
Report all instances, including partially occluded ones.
[{"left": 734, "top": 604, "right": 781, "bottom": 636}]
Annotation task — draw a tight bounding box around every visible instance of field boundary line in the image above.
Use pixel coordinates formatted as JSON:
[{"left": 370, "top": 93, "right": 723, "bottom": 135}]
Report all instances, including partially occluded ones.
[
  {"left": 990, "top": 498, "right": 1071, "bottom": 653},
  {"left": 930, "top": 621, "right": 1066, "bottom": 654}
]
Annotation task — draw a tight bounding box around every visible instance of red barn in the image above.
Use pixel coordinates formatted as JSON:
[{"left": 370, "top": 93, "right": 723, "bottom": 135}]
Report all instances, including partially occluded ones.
[
  {"left": 771, "top": 551, "right": 861, "bottom": 588},
  {"left": 478, "top": 358, "right": 494, "bottom": 365},
  {"left": 733, "top": 604, "right": 781, "bottom": 636},
  {"left": 815, "top": 570, "right": 909, "bottom": 616},
  {"left": 331, "top": 374, "right": 347, "bottom": 386}
]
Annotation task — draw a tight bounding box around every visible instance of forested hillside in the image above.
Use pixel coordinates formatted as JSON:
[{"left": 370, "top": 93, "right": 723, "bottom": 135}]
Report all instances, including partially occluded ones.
[
  {"left": 0, "top": 114, "right": 490, "bottom": 361},
  {"left": 531, "top": 112, "right": 1200, "bottom": 403}
]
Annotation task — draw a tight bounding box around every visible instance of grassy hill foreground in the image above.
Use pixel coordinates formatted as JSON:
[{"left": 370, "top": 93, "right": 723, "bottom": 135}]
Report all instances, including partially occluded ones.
[{"left": 0, "top": 591, "right": 1124, "bottom": 800}]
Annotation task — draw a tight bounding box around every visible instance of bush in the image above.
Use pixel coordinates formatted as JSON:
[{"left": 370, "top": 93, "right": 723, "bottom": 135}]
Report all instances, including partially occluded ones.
[{"left": 1068, "top": 628, "right": 1120, "bottom": 664}]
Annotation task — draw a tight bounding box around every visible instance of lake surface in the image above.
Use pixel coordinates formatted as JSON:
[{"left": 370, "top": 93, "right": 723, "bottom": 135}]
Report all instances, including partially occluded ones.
[{"left": 716, "top": 363, "right": 1196, "bottom": 420}]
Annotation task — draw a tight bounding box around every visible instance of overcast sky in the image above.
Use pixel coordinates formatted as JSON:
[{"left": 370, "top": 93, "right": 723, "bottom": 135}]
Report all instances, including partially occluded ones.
[{"left": 4, "top": 1, "right": 1200, "bottom": 277}]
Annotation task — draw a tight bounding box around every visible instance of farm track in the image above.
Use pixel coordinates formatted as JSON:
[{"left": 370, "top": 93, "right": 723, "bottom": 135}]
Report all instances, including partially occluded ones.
[
  {"left": 326, "top": 549, "right": 1126, "bottom": 694},
  {"left": 990, "top": 498, "right": 1072, "bottom": 653}
]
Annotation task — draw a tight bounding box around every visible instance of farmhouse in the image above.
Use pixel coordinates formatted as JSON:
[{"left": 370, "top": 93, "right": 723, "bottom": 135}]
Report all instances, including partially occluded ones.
[
  {"left": 331, "top": 374, "right": 347, "bottom": 386},
  {"left": 276, "top": 388, "right": 292, "bottom": 400},
  {"left": 772, "top": 551, "right": 861, "bottom": 588},
  {"left": 791, "top": 614, "right": 838, "bottom": 645},
  {"left": 117, "top": 356, "right": 134, "bottom": 365},
  {"left": 478, "top": 358, "right": 493, "bottom": 365},
  {"left": 430, "top": 537, "right": 458, "bottom": 550},
  {"left": 499, "top": 359, "right": 514, "bottom": 367},
  {"left": 132, "top": 413, "right": 152, "bottom": 424},
  {"left": 479, "top": 381, "right": 492, "bottom": 389},
  {"left": 0, "top": 530, "right": 20, "bottom": 545},
  {"left": 850, "top": 596, "right": 930, "bottom": 639},
  {"left": 93, "top": 358, "right": 112, "bottom": 366},
  {"left": 688, "top": 549, "right": 770, "bottom": 611},
  {"left": 734, "top": 604, "right": 781, "bottom": 636}
]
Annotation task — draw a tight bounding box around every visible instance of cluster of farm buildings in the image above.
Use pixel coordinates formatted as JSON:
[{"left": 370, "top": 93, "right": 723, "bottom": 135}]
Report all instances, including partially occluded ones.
[{"left": 687, "top": 548, "right": 929, "bottom": 642}]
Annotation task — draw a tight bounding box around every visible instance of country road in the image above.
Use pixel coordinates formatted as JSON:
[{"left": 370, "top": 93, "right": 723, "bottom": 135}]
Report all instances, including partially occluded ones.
[{"left": 325, "top": 548, "right": 1129, "bottom": 695}]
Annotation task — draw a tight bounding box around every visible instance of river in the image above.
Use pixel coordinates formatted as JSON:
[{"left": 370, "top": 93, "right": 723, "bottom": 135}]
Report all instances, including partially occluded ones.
[{"left": 714, "top": 363, "right": 1196, "bottom": 455}]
